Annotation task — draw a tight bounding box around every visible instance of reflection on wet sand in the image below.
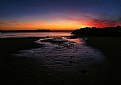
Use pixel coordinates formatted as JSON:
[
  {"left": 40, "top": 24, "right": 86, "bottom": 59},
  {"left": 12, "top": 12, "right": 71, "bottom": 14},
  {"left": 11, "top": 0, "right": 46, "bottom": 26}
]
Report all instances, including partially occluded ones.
[
  {"left": 15, "top": 37, "right": 105, "bottom": 73},
  {"left": 2, "top": 35, "right": 109, "bottom": 85}
]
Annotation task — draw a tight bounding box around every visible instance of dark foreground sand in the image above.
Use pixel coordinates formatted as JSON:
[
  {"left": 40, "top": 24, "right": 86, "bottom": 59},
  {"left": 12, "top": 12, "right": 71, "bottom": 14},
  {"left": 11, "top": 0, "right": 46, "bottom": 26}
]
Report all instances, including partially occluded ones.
[
  {"left": 1, "top": 37, "right": 121, "bottom": 85},
  {"left": 87, "top": 37, "right": 121, "bottom": 85},
  {"left": 1, "top": 37, "right": 43, "bottom": 85}
]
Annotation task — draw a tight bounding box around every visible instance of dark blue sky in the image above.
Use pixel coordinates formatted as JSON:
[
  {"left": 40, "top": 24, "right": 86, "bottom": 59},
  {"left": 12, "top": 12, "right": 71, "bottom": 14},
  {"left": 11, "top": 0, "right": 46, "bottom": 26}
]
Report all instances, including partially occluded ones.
[{"left": 0, "top": 0, "right": 121, "bottom": 30}]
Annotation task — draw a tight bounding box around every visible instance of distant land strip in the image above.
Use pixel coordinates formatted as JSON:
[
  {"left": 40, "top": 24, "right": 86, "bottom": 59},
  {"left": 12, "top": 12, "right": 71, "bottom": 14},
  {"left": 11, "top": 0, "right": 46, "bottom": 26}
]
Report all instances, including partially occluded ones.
[{"left": 0, "top": 29, "right": 52, "bottom": 33}]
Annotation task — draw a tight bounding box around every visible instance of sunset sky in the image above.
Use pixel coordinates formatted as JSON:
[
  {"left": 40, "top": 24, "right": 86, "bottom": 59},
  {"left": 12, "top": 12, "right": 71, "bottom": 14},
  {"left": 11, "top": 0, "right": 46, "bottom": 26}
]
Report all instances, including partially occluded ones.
[{"left": 0, "top": 0, "right": 121, "bottom": 30}]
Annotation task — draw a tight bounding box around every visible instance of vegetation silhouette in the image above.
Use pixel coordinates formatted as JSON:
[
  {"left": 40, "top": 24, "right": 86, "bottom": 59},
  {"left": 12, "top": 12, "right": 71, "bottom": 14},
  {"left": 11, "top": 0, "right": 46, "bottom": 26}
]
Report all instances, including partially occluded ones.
[{"left": 72, "top": 26, "right": 121, "bottom": 37}]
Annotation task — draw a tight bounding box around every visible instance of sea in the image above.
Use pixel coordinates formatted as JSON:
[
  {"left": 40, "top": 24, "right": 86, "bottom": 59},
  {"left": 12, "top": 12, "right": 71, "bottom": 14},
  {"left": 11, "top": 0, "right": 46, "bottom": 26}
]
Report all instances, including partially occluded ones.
[{"left": 0, "top": 32, "right": 71, "bottom": 38}]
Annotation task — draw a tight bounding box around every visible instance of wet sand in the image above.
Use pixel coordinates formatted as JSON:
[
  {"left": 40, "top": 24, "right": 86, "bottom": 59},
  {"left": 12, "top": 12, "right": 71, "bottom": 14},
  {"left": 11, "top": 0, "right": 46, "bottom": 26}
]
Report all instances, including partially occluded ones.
[{"left": 1, "top": 37, "right": 119, "bottom": 85}]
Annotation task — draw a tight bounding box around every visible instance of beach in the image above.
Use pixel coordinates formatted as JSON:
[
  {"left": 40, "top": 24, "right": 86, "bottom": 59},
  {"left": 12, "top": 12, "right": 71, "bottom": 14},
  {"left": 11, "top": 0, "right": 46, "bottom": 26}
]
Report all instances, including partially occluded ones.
[
  {"left": 1, "top": 36, "right": 121, "bottom": 85},
  {"left": 87, "top": 37, "right": 121, "bottom": 85},
  {"left": 1, "top": 37, "right": 43, "bottom": 85}
]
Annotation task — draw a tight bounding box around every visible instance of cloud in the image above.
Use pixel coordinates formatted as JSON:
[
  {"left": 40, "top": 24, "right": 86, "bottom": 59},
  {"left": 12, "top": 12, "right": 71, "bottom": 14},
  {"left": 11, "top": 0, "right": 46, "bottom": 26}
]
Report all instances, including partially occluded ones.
[
  {"left": 0, "top": 21, "right": 7, "bottom": 24},
  {"left": 0, "top": 20, "right": 19, "bottom": 25},
  {"left": 90, "top": 12, "right": 121, "bottom": 27}
]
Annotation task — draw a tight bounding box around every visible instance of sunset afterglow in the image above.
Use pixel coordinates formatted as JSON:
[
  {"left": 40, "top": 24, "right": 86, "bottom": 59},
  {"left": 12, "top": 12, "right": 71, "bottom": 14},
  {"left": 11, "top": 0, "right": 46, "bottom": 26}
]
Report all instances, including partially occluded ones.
[{"left": 0, "top": 0, "right": 121, "bottom": 30}]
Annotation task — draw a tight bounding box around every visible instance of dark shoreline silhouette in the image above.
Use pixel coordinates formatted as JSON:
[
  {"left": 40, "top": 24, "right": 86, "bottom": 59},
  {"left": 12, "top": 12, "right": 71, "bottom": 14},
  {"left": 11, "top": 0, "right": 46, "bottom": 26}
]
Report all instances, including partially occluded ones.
[
  {"left": 72, "top": 26, "right": 121, "bottom": 37},
  {"left": 0, "top": 29, "right": 51, "bottom": 33},
  {"left": 0, "top": 30, "right": 72, "bottom": 33}
]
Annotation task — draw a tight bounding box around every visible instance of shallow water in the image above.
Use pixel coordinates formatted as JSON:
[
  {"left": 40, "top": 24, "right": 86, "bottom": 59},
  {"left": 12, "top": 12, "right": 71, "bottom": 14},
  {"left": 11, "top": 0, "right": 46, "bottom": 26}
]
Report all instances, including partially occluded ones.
[
  {"left": 3, "top": 32, "right": 107, "bottom": 84},
  {"left": 15, "top": 36, "right": 105, "bottom": 73},
  {"left": 2, "top": 33, "right": 118, "bottom": 84}
]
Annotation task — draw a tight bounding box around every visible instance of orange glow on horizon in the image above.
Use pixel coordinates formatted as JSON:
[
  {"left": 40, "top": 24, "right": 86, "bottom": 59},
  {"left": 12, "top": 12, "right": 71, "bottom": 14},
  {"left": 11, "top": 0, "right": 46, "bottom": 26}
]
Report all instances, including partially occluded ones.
[
  {"left": 0, "top": 19, "right": 89, "bottom": 30},
  {"left": 1, "top": 19, "right": 119, "bottom": 30}
]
